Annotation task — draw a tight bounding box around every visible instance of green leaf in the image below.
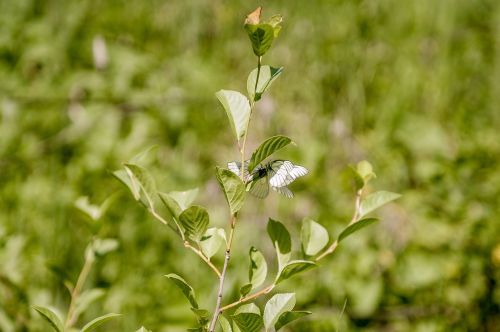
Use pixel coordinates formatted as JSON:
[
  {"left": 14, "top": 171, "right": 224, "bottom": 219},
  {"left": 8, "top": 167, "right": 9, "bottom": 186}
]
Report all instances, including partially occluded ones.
[
  {"left": 247, "top": 66, "right": 283, "bottom": 102},
  {"left": 267, "top": 218, "right": 291, "bottom": 270},
  {"left": 337, "top": 218, "right": 379, "bottom": 243},
  {"left": 301, "top": 219, "right": 329, "bottom": 256},
  {"left": 123, "top": 163, "right": 157, "bottom": 209},
  {"left": 200, "top": 227, "right": 226, "bottom": 258},
  {"left": 81, "top": 313, "right": 121, "bottom": 332},
  {"left": 215, "top": 90, "right": 251, "bottom": 142},
  {"left": 347, "top": 166, "right": 365, "bottom": 191},
  {"left": 215, "top": 167, "right": 246, "bottom": 214},
  {"left": 359, "top": 191, "right": 401, "bottom": 218},
  {"left": 232, "top": 303, "right": 263, "bottom": 332},
  {"left": 240, "top": 283, "right": 252, "bottom": 297},
  {"left": 219, "top": 315, "right": 233, "bottom": 332},
  {"left": 165, "top": 273, "right": 198, "bottom": 309},
  {"left": 191, "top": 308, "right": 210, "bottom": 325},
  {"left": 32, "top": 306, "right": 64, "bottom": 332},
  {"left": 276, "top": 260, "right": 316, "bottom": 284},
  {"left": 135, "top": 327, "right": 152, "bottom": 332},
  {"left": 275, "top": 311, "right": 311, "bottom": 331},
  {"left": 168, "top": 188, "right": 199, "bottom": 211},
  {"left": 158, "top": 192, "right": 182, "bottom": 220},
  {"left": 74, "top": 288, "right": 105, "bottom": 321},
  {"left": 263, "top": 293, "right": 296, "bottom": 330},
  {"left": 357, "top": 160, "right": 376, "bottom": 183},
  {"left": 178, "top": 206, "right": 210, "bottom": 241},
  {"left": 248, "top": 135, "right": 292, "bottom": 172},
  {"left": 74, "top": 196, "right": 101, "bottom": 221},
  {"left": 248, "top": 247, "right": 267, "bottom": 289},
  {"left": 129, "top": 145, "right": 158, "bottom": 164},
  {"left": 112, "top": 169, "right": 137, "bottom": 198}
]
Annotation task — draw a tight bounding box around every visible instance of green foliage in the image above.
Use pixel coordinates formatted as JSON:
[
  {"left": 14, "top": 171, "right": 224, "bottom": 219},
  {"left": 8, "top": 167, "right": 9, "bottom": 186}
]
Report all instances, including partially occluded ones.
[
  {"left": 215, "top": 90, "right": 251, "bottom": 142},
  {"left": 32, "top": 306, "right": 64, "bottom": 332},
  {"left": 178, "top": 205, "right": 210, "bottom": 242},
  {"left": 80, "top": 313, "right": 122, "bottom": 332},
  {"left": 301, "top": 219, "right": 329, "bottom": 256},
  {"left": 263, "top": 293, "right": 295, "bottom": 330},
  {"left": 276, "top": 261, "right": 316, "bottom": 284},
  {"left": 215, "top": 167, "right": 246, "bottom": 214},
  {"left": 248, "top": 135, "right": 292, "bottom": 172},
  {"left": 267, "top": 219, "right": 292, "bottom": 271},
  {"left": 248, "top": 247, "right": 267, "bottom": 289},
  {"left": 165, "top": 274, "right": 199, "bottom": 309},
  {"left": 247, "top": 66, "right": 283, "bottom": 102},
  {"left": 232, "top": 304, "right": 263, "bottom": 332},
  {"left": 337, "top": 218, "right": 379, "bottom": 243}
]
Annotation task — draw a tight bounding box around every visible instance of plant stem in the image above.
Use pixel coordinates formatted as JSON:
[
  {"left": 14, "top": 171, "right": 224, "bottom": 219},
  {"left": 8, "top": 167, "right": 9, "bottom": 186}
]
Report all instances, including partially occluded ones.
[
  {"left": 220, "top": 283, "right": 275, "bottom": 312},
  {"left": 315, "top": 188, "right": 363, "bottom": 261},
  {"left": 208, "top": 215, "right": 236, "bottom": 331},
  {"left": 184, "top": 241, "right": 222, "bottom": 277},
  {"left": 65, "top": 251, "right": 94, "bottom": 329},
  {"left": 208, "top": 56, "right": 263, "bottom": 332}
]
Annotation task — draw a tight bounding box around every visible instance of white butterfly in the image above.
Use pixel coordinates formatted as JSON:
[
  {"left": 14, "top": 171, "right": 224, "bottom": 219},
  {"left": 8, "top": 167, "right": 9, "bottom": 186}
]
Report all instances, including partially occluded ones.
[{"left": 227, "top": 160, "right": 308, "bottom": 198}]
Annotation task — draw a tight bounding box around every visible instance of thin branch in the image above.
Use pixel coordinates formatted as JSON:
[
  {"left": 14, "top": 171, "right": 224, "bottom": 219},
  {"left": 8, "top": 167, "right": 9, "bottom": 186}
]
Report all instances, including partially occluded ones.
[
  {"left": 208, "top": 215, "right": 237, "bottom": 331},
  {"left": 220, "top": 284, "right": 275, "bottom": 313},
  {"left": 184, "top": 242, "right": 222, "bottom": 278},
  {"left": 65, "top": 252, "right": 94, "bottom": 329},
  {"left": 208, "top": 56, "right": 262, "bottom": 332}
]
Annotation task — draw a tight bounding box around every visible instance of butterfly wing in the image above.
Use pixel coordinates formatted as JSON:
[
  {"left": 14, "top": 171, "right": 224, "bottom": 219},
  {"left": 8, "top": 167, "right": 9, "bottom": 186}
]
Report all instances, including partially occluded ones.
[
  {"left": 248, "top": 174, "right": 269, "bottom": 198},
  {"left": 272, "top": 185, "right": 294, "bottom": 198},
  {"left": 227, "top": 161, "right": 251, "bottom": 181},
  {"left": 268, "top": 160, "right": 295, "bottom": 188}
]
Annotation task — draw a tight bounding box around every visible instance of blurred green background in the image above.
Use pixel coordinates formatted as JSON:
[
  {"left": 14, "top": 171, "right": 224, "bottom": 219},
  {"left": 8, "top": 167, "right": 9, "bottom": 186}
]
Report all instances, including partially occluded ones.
[{"left": 1, "top": 0, "right": 499, "bottom": 331}]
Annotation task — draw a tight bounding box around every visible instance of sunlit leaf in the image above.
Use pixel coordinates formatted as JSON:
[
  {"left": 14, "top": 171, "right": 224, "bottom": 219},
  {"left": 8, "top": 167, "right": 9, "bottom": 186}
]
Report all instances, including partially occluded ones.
[
  {"left": 301, "top": 219, "right": 329, "bottom": 256},
  {"left": 248, "top": 247, "right": 267, "bottom": 289},
  {"left": 178, "top": 205, "right": 210, "bottom": 241},
  {"left": 240, "top": 283, "right": 252, "bottom": 297},
  {"left": 32, "top": 306, "right": 64, "bottom": 332},
  {"left": 248, "top": 135, "right": 292, "bottom": 172},
  {"left": 247, "top": 66, "right": 283, "bottom": 101},
  {"left": 232, "top": 303, "right": 263, "bottom": 332},
  {"left": 359, "top": 191, "right": 401, "bottom": 218},
  {"left": 263, "top": 293, "right": 296, "bottom": 330},
  {"left": 215, "top": 167, "right": 246, "bottom": 214},
  {"left": 337, "top": 218, "right": 379, "bottom": 243},
  {"left": 200, "top": 228, "right": 226, "bottom": 258},
  {"left": 165, "top": 273, "right": 198, "bottom": 309},
  {"left": 216, "top": 90, "right": 251, "bottom": 142},
  {"left": 81, "top": 313, "right": 121, "bottom": 332},
  {"left": 191, "top": 308, "right": 210, "bottom": 325},
  {"left": 168, "top": 188, "right": 199, "bottom": 211},
  {"left": 275, "top": 311, "right": 311, "bottom": 331},
  {"left": 123, "top": 163, "right": 157, "bottom": 209},
  {"left": 219, "top": 315, "right": 233, "bottom": 332},
  {"left": 267, "top": 218, "right": 291, "bottom": 270},
  {"left": 276, "top": 260, "right": 316, "bottom": 284}
]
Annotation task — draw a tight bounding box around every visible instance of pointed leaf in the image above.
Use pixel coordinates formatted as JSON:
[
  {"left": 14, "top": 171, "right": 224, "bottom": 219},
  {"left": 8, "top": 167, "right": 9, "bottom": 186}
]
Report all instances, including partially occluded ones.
[
  {"left": 232, "top": 303, "right": 263, "bottom": 332},
  {"left": 275, "top": 311, "right": 311, "bottom": 331},
  {"left": 276, "top": 261, "right": 316, "bottom": 284},
  {"left": 191, "top": 308, "right": 210, "bottom": 325},
  {"left": 216, "top": 90, "right": 251, "bottom": 142},
  {"left": 359, "top": 191, "right": 401, "bottom": 218},
  {"left": 347, "top": 166, "right": 365, "bottom": 191},
  {"left": 267, "top": 219, "right": 291, "bottom": 270},
  {"left": 112, "top": 169, "right": 138, "bottom": 198},
  {"left": 338, "top": 218, "right": 379, "bottom": 243},
  {"left": 240, "top": 283, "right": 253, "bottom": 297},
  {"left": 129, "top": 145, "right": 158, "bottom": 164},
  {"left": 165, "top": 273, "right": 198, "bottom": 309},
  {"left": 168, "top": 188, "right": 199, "bottom": 211},
  {"left": 248, "top": 136, "right": 292, "bottom": 172},
  {"left": 81, "top": 313, "right": 121, "bottom": 332},
  {"left": 200, "top": 228, "right": 226, "bottom": 258},
  {"left": 32, "top": 306, "right": 64, "bottom": 332},
  {"left": 301, "top": 219, "right": 329, "bottom": 256},
  {"left": 219, "top": 315, "right": 233, "bottom": 332},
  {"left": 247, "top": 66, "right": 283, "bottom": 102},
  {"left": 123, "top": 163, "right": 157, "bottom": 209},
  {"left": 248, "top": 247, "right": 267, "bottom": 289},
  {"left": 263, "top": 293, "right": 296, "bottom": 330},
  {"left": 178, "top": 206, "right": 210, "bottom": 241},
  {"left": 216, "top": 167, "right": 246, "bottom": 214}
]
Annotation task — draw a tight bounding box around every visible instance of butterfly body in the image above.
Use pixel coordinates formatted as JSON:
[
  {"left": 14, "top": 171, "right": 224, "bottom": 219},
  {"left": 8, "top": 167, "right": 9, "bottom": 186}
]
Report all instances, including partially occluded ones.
[{"left": 227, "top": 159, "right": 308, "bottom": 198}]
